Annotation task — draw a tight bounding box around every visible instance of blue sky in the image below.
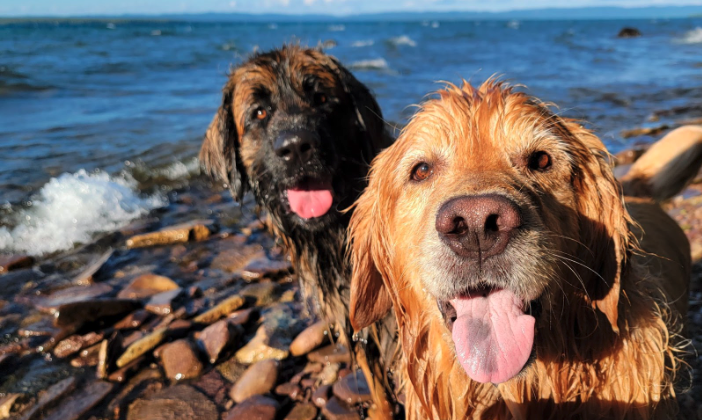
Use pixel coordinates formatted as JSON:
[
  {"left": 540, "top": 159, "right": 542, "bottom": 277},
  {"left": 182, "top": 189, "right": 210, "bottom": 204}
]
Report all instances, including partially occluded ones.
[{"left": 2, "top": 0, "right": 702, "bottom": 16}]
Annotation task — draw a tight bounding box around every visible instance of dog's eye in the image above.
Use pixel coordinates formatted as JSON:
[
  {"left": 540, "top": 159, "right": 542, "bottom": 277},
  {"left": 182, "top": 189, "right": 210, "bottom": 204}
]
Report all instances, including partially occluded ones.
[
  {"left": 313, "top": 92, "right": 328, "bottom": 105},
  {"left": 254, "top": 108, "right": 268, "bottom": 121},
  {"left": 528, "top": 151, "right": 551, "bottom": 171},
  {"left": 411, "top": 162, "right": 433, "bottom": 182}
]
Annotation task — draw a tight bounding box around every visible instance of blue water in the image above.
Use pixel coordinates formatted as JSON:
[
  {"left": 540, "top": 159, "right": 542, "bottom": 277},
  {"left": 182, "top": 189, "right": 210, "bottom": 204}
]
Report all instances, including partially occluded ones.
[{"left": 1, "top": 18, "right": 702, "bottom": 207}]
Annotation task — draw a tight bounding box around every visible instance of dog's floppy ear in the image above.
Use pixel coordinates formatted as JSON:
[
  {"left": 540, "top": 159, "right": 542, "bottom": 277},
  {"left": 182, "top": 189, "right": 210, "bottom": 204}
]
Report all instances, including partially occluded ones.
[
  {"left": 199, "top": 84, "right": 248, "bottom": 202},
  {"left": 568, "top": 121, "right": 631, "bottom": 333},
  {"left": 348, "top": 183, "right": 393, "bottom": 332}
]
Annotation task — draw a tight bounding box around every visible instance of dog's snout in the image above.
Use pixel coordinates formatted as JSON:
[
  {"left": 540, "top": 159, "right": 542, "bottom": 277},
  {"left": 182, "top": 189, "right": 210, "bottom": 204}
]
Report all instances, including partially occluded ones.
[
  {"left": 436, "top": 194, "right": 521, "bottom": 259},
  {"left": 274, "top": 130, "right": 320, "bottom": 163}
]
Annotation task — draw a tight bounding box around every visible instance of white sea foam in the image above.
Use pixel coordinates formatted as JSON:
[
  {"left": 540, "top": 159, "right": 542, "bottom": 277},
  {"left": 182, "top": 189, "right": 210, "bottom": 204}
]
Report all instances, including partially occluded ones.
[
  {"left": 155, "top": 158, "right": 201, "bottom": 180},
  {"left": 0, "top": 170, "right": 166, "bottom": 255},
  {"left": 349, "top": 58, "right": 390, "bottom": 71},
  {"left": 351, "top": 39, "right": 374, "bottom": 47},
  {"left": 676, "top": 27, "right": 702, "bottom": 44},
  {"left": 388, "top": 35, "right": 417, "bottom": 47},
  {"left": 329, "top": 24, "right": 345, "bottom": 32}
]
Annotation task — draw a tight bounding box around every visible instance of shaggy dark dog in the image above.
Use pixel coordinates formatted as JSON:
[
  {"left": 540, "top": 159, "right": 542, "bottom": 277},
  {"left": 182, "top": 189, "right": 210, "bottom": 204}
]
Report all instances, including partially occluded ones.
[{"left": 199, "top": 45, "right": 398, "bottom": 419}]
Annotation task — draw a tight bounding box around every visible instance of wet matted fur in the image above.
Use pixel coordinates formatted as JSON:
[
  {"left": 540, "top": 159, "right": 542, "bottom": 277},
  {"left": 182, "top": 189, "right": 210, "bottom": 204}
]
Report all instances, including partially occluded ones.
[
  {"left": 199, "top": 45, "right": 399, "bottom": 418},
  {"left": 348, "top": 80, "right": 695, "bottom": 419}
]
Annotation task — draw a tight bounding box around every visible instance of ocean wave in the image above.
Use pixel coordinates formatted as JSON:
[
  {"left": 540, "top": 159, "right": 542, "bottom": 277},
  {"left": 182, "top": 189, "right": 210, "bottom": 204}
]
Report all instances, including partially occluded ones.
[
  {"left": 388, "top": 35, "right": 417, "bottom": 47},
  {"left": 329, "top": 25, "right": 345, "bottom": 32},
  {"left": 675, "top": 27, "right": 702, "bottom": 44},
  {"left": 0, "top": 170, "right": 165, "bottom": 256},
  {"left": 349, "top": 58, "right": 390, "bottom": 71},
  {"left": 352, "top": 40, "right": 374, "bottom": 47},
  {"left": 130, "top": 157, "right": 201, "bottom": 182}
]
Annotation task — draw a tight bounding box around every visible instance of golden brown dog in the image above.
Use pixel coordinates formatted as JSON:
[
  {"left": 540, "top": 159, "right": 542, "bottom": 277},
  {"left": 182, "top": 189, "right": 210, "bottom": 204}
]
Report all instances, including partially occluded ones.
[{"left": 348, "top": 80, "right": 699, "bottom": 419}]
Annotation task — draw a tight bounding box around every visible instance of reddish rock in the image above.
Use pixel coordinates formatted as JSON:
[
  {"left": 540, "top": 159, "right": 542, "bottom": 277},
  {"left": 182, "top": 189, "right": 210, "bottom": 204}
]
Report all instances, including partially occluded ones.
[
  {"left": 125, "top": 220, "right": 213, "bottom": 248},
  {"left": 196, "top": 319, "right": 236, "bottom": 363},
  {"left": 126, "top": 385, "right": 218, "bottom": 420},
  {"left": 241, "top": 258, "right": 292, "bottom": 280},
  {"left": 228, "top": 308, "right": 258, "bottom": 326},
  {"left": 229, "top": 359, "right": 279, "bottom": 403},
  {"left": 312, "top": 385, "right": 332, "bottom": 408},
  {"left": 160, "top": 339, "right": 203, "bottom": 382},
  {"left": 0, "top": 254, "right": 34, "bottom": 274},
  {"left": 290, "top": 321, "right": 329, "bottom": 356},
  {"left": 42, "top": 380, "right": 114, "bottom": 420},
  {"left": 114, "top": 310, "right": 150, "bottom": 330},
  {"left": 223, "top": 395, "right": 279, "bottom": 420},
  {"left": 192, "top": 369, "right": 229, "bottom": 407},
  {"left": 16, "top": 377, "right": 76, "bottom": 420},
  {"left": 117, "top": 274, "right": 179, "bottom": 299},
  {"left": 332, "top": 370, "right": 371, "bottom": 404},
  {"left": 307, "top": 344, "right": 350, "bottom": 364},
  {"left": 108, "top": 356, "right": 144, "bottom": 383},
  {"left": 284, "top": 403, "right": 318, "bottom": 420},
  {"left": 54, "top": 331, "right": 104, "bottom": 358},
  {"left": 209, "top": 245, "right": 265, "bottom": 272},
  {"left": 275, "top": 382, "right": 302, "bottom": 399},
  {"left": 322, "top": 397, "right": 361, "bottom": 420}
]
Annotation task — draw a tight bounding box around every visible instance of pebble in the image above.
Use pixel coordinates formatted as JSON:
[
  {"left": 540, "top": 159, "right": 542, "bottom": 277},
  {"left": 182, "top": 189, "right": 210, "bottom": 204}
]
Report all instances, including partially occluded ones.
[
  {"left": 144, "top": 288, "right": 183, "bottom": 315},
  {"left": 197, "top": 319, "right": 236, "bottom": 363},
  {"left": 319, "top": 362, "right": 341, "bottom": 385},
  {"left": 117, "top": 274, "right": 179, "bottom": 299},
  {"left": 228, "top": 308, "right": 258, "bottom": 326},
  {"left": 193, "top": 294, "right": 245, "bottom": 324},
  {"left": 235, "top": 325, "right": 290, "bottom": 363},
  {"left": 42, "top": 380, "right": 114, "bottom": 420},
  {"left": 229, "top": 359, "right": 279, "bottom": 403},
  {"left": 160, "top": 339, "right": 203, "bottom": 382},
  {"left": 114, "top": 309, "right": 151, "bottom": 330},
  {"left": 53, "top": 298, "right": 141, "bottom": 328},
  {"left": 54, "top": 332, "right": 105, "bottom": 358},
  {"left": 284, "top": 403, "right": 318, "bottom": 420},
  {"left": 290, "top": 321, "right": 329, "bottom": 356},
  {"left": 16, "top": 377, "right": 76, "bottom": 420},
  {"left": 240, "top": 282, "right": 280, "bottom": 306},
  {"left": 223, "top": 395, "right": 279, "bottom": 420},
  {"left": 116, "top": 327, "right": 168, "bottom": 368},
  {"left": 35, "top": 283, "right": 113, "bottom": 311},
  {"left": 275, "top": 382, "right": 302, "bottom": 399},
  {"left": 241, "top": 258, "right": 292, "bottom": 280},
  {"left": 209, "top": 245, "right": 265, "bottom": 272},
  {"left": 126, "top": 220, "right": 213, "bottom": 248},
  {"left": 322, "top": 397, "right": 361, "bottom": 420},
  {"left": 307, "top": 344, "right": 351, "bottom": 364},
  {"left": 332, "top": 370, "right": 371, "bottom": 404},
  {"left": 0, "top": 393, "right": 22, "bottom": 418},
  {"left": 312, "top": 384, "right": 332, "bottom": 408},
  {"left": 126, "top": 385, "right": 218, "bottom": 420}
]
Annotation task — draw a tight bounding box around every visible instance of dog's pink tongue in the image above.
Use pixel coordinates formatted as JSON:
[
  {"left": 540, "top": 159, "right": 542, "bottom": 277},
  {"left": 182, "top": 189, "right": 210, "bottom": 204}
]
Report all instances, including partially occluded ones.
[
  {"left": 287, "top": 188, "right": 333, "bottom": 219},
  {"left": 450, "top": 289, "right": 535, "bottom": 384}
]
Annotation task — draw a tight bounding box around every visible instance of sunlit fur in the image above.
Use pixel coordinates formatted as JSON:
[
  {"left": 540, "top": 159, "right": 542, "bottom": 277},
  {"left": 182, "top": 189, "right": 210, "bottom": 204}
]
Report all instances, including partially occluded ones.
[{"left": 348, "top": 80, "right": 691, "bottom": 420}]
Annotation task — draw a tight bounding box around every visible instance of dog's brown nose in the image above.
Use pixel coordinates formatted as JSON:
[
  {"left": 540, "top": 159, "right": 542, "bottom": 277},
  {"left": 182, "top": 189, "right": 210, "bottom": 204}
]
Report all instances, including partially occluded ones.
[
  {"left": 275, "top": 130, "right": 319, "bottom": 163},
  {"left": 436, "top": 194, "right": 521, "bottom": 259}
]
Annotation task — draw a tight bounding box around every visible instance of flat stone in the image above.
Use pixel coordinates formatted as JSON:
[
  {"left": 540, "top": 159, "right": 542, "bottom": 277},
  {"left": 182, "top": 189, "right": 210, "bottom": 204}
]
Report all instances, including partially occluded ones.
[
  {"left": 72, "top": 249, "right": 113, "bottom": 285},
  {"left": 312, "top": 385, "right": 332, "bottom": 408},
  {"left": 275, "top": 382, "right": 302, "bottom": 399},
  {"left": 126, "top": 385, "right": 218, "bottom": 420},
  {"left": 307, "top": 344, "right": 350, "bottom": 364},
  {"left": 332, "top": 370, "right": 371, "bottom": 404},
  {"left": 53, "top": 298, "right": 141, "bottom": 328},
  {"left": 126, "top": 220, "right": 213, "bottom": 248},
  {"left": 144, "top": 288, "right": 183, "bottom": 315},
  {"left": 227, "top": 308, "right": 258, "bottom": 326},
  {"left": 193, "top": 294, "right": 245, "bottom": 324},
  {"left": 116, "top": 327, "right": 168, "bottom": 368},
  {"left": 114, "top": 309, "right": 150, "bottom": 330},
  {"left": 229, "top": 359, "right": 279, "bottom": 403},
  {"left": 53, "top": 331, "right": 104, "bottom": 358},
  {"left": 290, "top": 321, "right": 329, "bottom": 356},
  {"left": 71, "top": 342, "right": 101, "bottom": 367},
  {"left": 117, "top": 274, "right": 179, "bottom": 299},
  {"left": 241, "top": 258, "right": 292, "bottom": 280},
  {"left": 42, "top": 380, "right": 113, "bottom": 420},
  {"left": 160, "top": 339, "right": 203, "bottom": 382},
  {"left": 192, "top": 369, "right": 229, "bottom": 407},
  {"left": 35, "top": 283, "right": 113, "bottom": 311},
  {"left": 240, "top": 282, "right": 279, "bottom": 306},
  {"left": 16, "top": 377, "right": 76, "bottom": 420},
  {"left": 235, "top": 304, "right": 302, "bottom": 363},
  {"left": 0, "top": 254, "right": 34, "bottom": 274},
  {"left": 284, "top": 403, "right": 318, "bottom": 420},
  {"left": 196, "top": 319, "right": 236, "bottom": 363},
  {"left": 18, "top": 317, "right": 60, "bottom": 337},
  {"left": 108, "top": 356, "right": 144, "bottom": 383},
  {"left": 216, "top": 356, "right": 248, "bottom": 383},
  {"left": 322, "top": 397, "right": 360, "bottom": 420},
  {"left": 223, "top": 395, "right": 279, "bottom": 420},
  {"left": 210, "top": 245, "right": 265, "bottom": 272}
]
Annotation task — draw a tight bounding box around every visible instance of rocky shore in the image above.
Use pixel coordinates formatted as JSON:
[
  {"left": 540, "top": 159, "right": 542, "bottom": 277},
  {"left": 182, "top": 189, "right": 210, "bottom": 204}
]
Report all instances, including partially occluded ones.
[{"left": 1, "top": 146, "right": 702, "bottom": 420}]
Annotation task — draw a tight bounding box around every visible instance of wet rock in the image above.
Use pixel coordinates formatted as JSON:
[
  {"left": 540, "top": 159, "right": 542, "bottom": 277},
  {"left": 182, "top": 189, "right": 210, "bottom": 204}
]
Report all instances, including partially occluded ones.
[
  {"left": 196, "top": 319, "right": 237, "bottom": 363},
  {"left": 126, "top": 385, "right": 218, "bottom": 420},
  {"left": 53, "top": 331, "right": 104, "bottom": 358},
  {"left": 322, "top": 397, "right": 360, "bottom": 420},
  {"left": 618, "top": 27, "right": 641, "bottom": 38},
  {"left": 193, "top": 294, "right": 245, "bottom": 324},
  {"left": 97, "top": 334, "right": 124, "bottom": 379},
  {"left": 0, "top": 269, "right": 43, "bottom": 300},
  {"left": 228, "top": 308, "right": 258, "bottom": 326},
  {"left": 284, "top": 403, "right": 318, "bottom": 420},
  {"left": 114, "top": 309, "right": 150, "bottom": 330},
  {"left": 106, "top": 368, "right": 162, "bottom": 418},
  {"left": 116, "top": 326, "right": 168, "bottom": 368},
  {"left": 53, "top": 298, "right": 141, "bottom": 327},
  {"left": 290, "top": 321, "right": 329, "bottom": 356},
  {"left": 35, "top": 283, "right": 113, "bottom": 311},
  {"left": 192, "top": 369, "right": 229, "bottom": 407},
  {"left": 117, "top": 273, "right": 179, "bottom": 299},
  {"left": 307, "top": 344, "right": 351, "bottom": 364},
  {"left": 71, "top": 342, "right": 101, "bottom": 367},
  {"left": 275, "top": 382, "right": 302, "bottom": 399},
  {"left": 16, "top": 377, "right": 76, "bottom": 420},
  {"left": 42, "top": 380, "right": 113, "bottom": 420},
  {"left": 108, "top": 356, "right": 144, "bottom": 383},
  {"left": 333, "top": 370, "right": 371, "bottom": 404},
  {"left": 0, "top": 393, "right": 23, "bottom": 418},
  {"left": 217, "top": 356, "right": 248, "bottom": 383},
  {"left": 0, "top": 254, "right": 34, "bottom": 274},
  {"left": 229, "top": 359, "right": 279, "bottom": 403},
  {"left": 240, "top": 282, "right": 280, "bottom": 306},
  {"left": 72, "top": 249, "right": 113, "bottom": 285},
  {"left": 241, "top": 257, "right": 292, "bottom": 280},
  {"left": 312, "top": 385, "right": 332, "bottom": 408},
  {"left": 223, "top": 395, "right": 279, "bottom": 420},
  {"left": 235, "top": 304, "right": 302, "bottom": 363},
  {"left": 319, "top": 362, "right": 340, "bottom": 385},
  {"left": 144, "top": 288, "right": 183, "bottom": 315},
  {"left": 160, "top": 339, "right": 203, "bottom": 381},
  {"left": 621, "top": 124, "right": 669, "bottom": 139},
  {"left": 210, "top": 245, "right": 265, "bottom": 272},
  {"left": 19, "top": 317, "right": 60, "bottom": 337},
  {"left": 126, "top": 220, "right": 213, "bottom": 248}
]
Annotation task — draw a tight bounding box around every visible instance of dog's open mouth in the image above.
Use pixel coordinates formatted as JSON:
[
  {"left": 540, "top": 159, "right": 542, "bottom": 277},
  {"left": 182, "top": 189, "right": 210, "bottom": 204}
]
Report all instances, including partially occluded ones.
[
  {"left": 438, "top": 286, "right": 536, "bottom": 384},
  {"left": 286, "top": 177, "right": 334, "bottom": 219}
]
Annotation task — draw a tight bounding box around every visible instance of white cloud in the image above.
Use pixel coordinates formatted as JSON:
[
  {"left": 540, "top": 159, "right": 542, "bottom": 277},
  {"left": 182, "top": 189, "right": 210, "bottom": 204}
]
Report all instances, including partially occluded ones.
[{"left": 229, "top": 1, "right": 237, "bottom": 6}]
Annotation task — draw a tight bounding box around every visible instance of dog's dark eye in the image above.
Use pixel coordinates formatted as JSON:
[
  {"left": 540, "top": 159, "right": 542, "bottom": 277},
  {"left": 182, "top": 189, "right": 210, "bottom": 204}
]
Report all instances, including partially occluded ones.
[
  {"left": 254, "top": 107, "right": 268, "bottom": 121},
  {"left": 313, "top": 92, "right": 328, "bottom": 105},
  {"left": 411, "top": 162, "right": 433, "bottom": 182},
  {"left": 528, "top": 151, "right": 551, "bottom": 171}
]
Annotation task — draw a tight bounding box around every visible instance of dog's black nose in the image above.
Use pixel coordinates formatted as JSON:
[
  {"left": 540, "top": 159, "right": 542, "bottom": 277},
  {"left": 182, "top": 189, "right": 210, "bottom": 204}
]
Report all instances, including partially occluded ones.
[
  {"left": 274, "top": 130, "right": 319, "bottom": 163},
  {"left": 436, "top": 194, "right": 521, "bottom": 260}
]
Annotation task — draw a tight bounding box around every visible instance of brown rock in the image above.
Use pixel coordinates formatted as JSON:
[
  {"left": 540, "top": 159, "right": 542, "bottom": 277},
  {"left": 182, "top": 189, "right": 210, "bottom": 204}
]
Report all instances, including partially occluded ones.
[
  {"left": 312, "top": 385, "right": 331, "bottom": 408},
  {"left": 275, "top": 382, "right": 302, "bottom": 399},
  {"left": 126, "top": 220, "right": 213, "bottom": 248},
  {"left": 193, "top": 294, "right": 245, "bottom": 324},
  {"left": 322, "top": 397, "right": 360, "bottom": 420},
  {"left": 284, "top": 403, "right": 318, "bottom": 420},
  {"left": 235, "top": 325, "right": 289, "bottom": 363},
  {"left": 108, "top": 356, "right": 144, "bottom": 383},
  {"left": 332, "top": 370, "right": 371, "bottom": 404},
  {"left": 41, "top": 380, "right": 113, "bottom": 420},
  {"left": 145, "top": 288, "right": 183, "bottom": 315},
  {"left": 216, "top": 357, "right": 248, "bottom": 383},
  {"left": 290, "top": 321, "right": 329, "bottom": 356},
  {"left": 160, "top": 339, "right": 203, "bottom": 381},
  {"left": 0, "top": 254, "right": 34, "bottom": 274},
  {"left": 53, "top": 298, "right": 141, "bottom": 327},
  {"left": 197, "top": 319, "right": 236, "bottom": 363},
  {"left": 114, "top": 309, "right": 150, "bottom": 330},
  {"left": 72, "top": 249, "right": 113, "bottom": 285},
  {"left": 228, "top": 308, "right": 258, "bottom": 326},
  {"left": 229, "top": 359, "right": 279, "bottom": 403},
  {"left": 117, "top": 274, "right": 179, "bottom": 299},
  {"left": 15, "top": 377, "right": 76, "bottom": 420},
  {"left": 240, "top": 282, "right": 280, "bottom": 306},
  {"left": 192, "top": 369, "right": 229, "bottom": 407},
  {"left": 71, "top": 342, "right": 101, "bottom": 367},
  {"left": 54, "top": 331, "right": 104, "bottom": 358},
  {"left": 319, "top": 362, "right": 340, "bottom": 385},
  {"left": 223, "top": 395, "right": 279, "bottom": 420},
  {"left": 36, "top": 283, "right": 113, "bottom": 311},
  {"left": 127, "top": 385, "right": 218, "bottom": 420},
  {"left": 621, "top": 124, "right": 669, "bottom": 139},
  {"left": 307, "top": 344, "right": 350, "bottom": 364},
  {"left": 116, "top": 327, "right": 168, "bottom": 368},
  {"left": 241, "top": 258, "right": 292, "bottom": 280},
  {"left": 210, "top": 245, "right": 265, "bottom": 272},
  {"left": 0, "top": 393, "right": 23, "bottom": 418}
]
